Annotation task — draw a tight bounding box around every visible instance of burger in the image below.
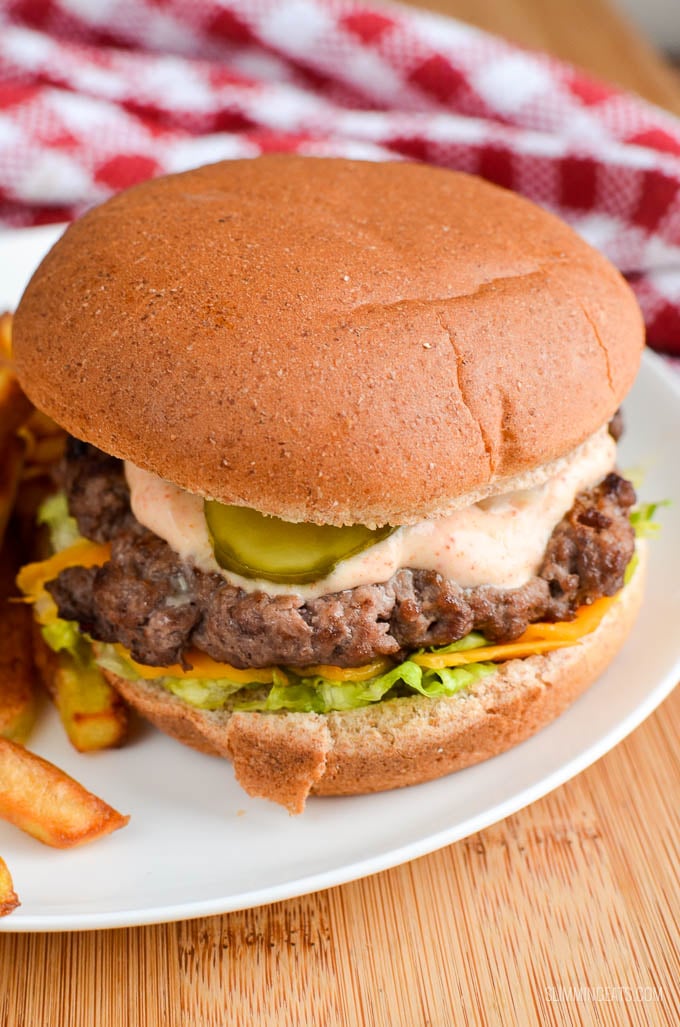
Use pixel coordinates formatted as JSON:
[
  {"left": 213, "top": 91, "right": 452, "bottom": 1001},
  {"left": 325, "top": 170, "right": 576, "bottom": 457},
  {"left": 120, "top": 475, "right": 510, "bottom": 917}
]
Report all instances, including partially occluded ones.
[{"left": 12, "top": 156, "right": 646, "bottom": 813}]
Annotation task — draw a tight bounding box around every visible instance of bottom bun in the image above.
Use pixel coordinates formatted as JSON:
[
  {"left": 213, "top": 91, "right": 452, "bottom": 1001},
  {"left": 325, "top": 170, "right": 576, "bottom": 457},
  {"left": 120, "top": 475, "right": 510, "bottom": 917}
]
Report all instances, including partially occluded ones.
[{"left": 105, "top": 545, "right": 646, "bottom": 814}]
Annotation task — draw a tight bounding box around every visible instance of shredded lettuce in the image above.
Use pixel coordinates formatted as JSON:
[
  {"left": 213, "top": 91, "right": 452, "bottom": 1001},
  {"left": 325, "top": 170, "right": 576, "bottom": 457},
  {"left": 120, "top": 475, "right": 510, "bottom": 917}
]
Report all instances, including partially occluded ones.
[
  {"left": 33, "top": 498, "right": 97, "bottom": 666},
  {"left": 622, "top": 500, "right": 667, "bottom": 583},
  {"left": 630, "top": 500, "right": 669, "bottom": 538},
  {"left": 30, "top": 607, "right": 528, "bottom": 714},
  {"left": 90, "top": 639, "right": 497, "bottom": 713},
  {"left": 40, "top": 617, "right": 92, "bottom": 666},
  {"left": 164, "top": 677, "right": 250, "bottom": 710},
  {"left": 236, "top": 660, "right": 496, "bottom": 713},
  {"left": 94, "top": 643, "right": 257, "bottom": 708},
  {"left": 420, "top": 631, "right": 488, "bottom": 656},
  {"left": 92, "top": 643, "right": 142, "bottom": 681},
  {"left": 37, "top": 492, "right": 82, "bottom": 552}
]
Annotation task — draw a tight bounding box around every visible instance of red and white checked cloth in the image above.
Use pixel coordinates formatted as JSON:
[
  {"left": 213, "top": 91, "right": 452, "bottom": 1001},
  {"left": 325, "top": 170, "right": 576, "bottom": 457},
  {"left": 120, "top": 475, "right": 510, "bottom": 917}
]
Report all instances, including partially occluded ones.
[{"left": 1, "top": 0, "right": 680, "bottom": 355}]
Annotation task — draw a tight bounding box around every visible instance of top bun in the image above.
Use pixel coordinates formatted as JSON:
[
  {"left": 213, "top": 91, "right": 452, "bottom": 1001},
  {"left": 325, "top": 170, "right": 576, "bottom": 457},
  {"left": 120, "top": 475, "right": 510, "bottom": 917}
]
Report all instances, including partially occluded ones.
[{"left": 13, "top": 156, "right": 643, "bottom": 526}]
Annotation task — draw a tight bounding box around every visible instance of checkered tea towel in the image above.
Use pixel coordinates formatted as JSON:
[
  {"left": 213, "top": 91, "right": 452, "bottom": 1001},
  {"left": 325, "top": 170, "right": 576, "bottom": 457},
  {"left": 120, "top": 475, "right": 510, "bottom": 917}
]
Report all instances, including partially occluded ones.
[{"left": 2, "top": 0, "right": 680, "bottom": 354}]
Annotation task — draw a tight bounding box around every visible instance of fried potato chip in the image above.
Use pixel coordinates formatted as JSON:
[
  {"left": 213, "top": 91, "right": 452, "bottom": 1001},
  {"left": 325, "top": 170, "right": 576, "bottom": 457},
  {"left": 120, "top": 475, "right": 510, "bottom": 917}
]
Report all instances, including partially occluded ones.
[{"left": 0, "top": 737, "right": 129, "bottom": 848}]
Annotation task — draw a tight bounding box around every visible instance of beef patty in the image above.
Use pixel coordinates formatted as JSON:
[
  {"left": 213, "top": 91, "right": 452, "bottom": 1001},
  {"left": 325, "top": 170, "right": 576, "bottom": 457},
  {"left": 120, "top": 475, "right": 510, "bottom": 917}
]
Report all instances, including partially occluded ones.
[{"left": 47, "top": 440, "right": 637, "bottom": 669}]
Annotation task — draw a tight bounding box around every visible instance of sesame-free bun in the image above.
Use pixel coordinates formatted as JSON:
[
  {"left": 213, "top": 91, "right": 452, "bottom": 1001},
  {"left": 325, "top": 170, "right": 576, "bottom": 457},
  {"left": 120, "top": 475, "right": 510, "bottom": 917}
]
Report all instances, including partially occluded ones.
[
  {"left": 14, "top": 156, "right": 643, "bottom": 526},
  {"left": 103, "top": 544, "right": 646, "bottom": 814}
]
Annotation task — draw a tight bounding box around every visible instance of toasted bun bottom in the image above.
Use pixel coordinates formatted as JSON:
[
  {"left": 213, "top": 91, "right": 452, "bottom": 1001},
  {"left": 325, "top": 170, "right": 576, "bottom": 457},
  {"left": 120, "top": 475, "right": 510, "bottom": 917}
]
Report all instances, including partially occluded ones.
[{"left": 103, "top": 547, "right": 646, "bottom": 813}]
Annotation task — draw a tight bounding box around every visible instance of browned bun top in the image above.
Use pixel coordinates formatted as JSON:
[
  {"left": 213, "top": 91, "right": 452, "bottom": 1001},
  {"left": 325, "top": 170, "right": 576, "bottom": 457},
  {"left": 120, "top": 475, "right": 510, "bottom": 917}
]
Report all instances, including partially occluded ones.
[{"left": 13, "top": 156, "right": 644, "bottom": 526}]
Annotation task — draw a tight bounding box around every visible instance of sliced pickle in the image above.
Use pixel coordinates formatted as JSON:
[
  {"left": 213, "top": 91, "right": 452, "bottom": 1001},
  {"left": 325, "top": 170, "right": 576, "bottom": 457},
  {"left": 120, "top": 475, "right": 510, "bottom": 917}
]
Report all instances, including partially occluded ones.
[{"left": 205, "top": 502, "right": 394, "bottom": 584}]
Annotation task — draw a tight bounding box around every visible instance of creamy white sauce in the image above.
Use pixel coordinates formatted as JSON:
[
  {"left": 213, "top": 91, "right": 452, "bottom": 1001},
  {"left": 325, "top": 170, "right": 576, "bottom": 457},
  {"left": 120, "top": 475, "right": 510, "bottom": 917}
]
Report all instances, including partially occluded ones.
[{"left": 125, "top": 427, "right": 616, "bottom": 600}]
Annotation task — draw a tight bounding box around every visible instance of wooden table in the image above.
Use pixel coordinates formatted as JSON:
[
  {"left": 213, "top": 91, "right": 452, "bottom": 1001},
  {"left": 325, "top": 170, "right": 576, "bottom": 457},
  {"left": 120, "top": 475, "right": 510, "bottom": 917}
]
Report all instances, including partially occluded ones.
[{"left": 2, "top": 3, "right": 679, "bottom": 1025}]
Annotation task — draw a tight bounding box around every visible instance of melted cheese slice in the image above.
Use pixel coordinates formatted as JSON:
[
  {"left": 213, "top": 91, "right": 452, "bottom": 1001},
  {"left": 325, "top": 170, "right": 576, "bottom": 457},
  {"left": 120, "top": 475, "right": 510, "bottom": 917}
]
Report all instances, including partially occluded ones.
[
  {"left": 17, "top": 540, "right": 111, "bottom": 603},
  {"left": 118, "top": 647, "right": 275, "bottom": 684},
  {"left": 411, "top": 595, "right": 615, "bottom": 669}
]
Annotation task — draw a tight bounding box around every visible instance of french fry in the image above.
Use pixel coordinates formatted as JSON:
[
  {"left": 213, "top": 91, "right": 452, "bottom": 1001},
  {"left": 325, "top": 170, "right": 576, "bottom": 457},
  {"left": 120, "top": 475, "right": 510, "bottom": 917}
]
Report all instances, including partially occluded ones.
[
  {"left": 33, "top": 629, "right": 128, "bottom": 752},
  {"left": 0, "top": 367, "right": 31, "bottom": 424},
  {"left": 0, "top": 602, "right": 37, "bottom": 744},
  {"left": 0, "top": 357, "right": 32, "bottom": 451},
  {"left": 0, "top": 365, "right": 31, "bottom": 444},
  {"left": 0, "top": 856, "right": 19, "bottom": 917},
  {"left": 0, "top": 313, "right": 129, "bottom": 876},
  {"left": 26, "top": 433, "right": 66, "bottom": 468},
  {"left": 22, "top": 408, "right": 63, "bottom": 441},
  {"left": 0, "top": 434, "right": 25, "bottom": 549},
  {"left": 0, "top": 538, "right": 38, "bottom": 743},
  {"left": 18, "top": 424, "right": 66, "bottom": 469},
  {"left": 45, "top": 660, "right": 128, "bottom": 754},
  {"left": 0, "top": 737, "right": 129, "bottom": 848},
  {"left": 0, "top": 312, "right": 12, "bottom": 358},
  {"left": 12, "top": 472, "right": 54, "bottom": 561}
]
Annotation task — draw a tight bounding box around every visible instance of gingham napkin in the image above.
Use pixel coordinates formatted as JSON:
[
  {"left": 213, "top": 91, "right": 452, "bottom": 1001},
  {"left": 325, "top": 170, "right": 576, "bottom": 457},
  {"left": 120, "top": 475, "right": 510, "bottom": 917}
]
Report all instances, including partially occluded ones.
[{"left": 1, "top": 0, "right": 680, "bottom": 355}]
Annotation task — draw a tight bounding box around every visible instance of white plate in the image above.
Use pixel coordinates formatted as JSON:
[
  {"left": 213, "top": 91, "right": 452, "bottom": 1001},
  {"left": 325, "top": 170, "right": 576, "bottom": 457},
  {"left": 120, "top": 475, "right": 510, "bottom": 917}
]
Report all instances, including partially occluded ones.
[{"left": 0, "top": 224, "right": 678, "bottom": 933}]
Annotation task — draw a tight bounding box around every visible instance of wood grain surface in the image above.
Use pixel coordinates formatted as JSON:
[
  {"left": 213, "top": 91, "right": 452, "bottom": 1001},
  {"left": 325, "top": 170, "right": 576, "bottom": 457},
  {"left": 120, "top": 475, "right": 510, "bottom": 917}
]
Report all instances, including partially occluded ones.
[{"left": 2, "top": 2, "right": 679, "bottom": 1025}]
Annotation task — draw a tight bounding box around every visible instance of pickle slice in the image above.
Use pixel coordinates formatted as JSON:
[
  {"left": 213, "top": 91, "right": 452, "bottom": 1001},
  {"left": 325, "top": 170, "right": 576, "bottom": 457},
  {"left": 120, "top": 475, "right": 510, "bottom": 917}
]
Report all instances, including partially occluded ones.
[{"left": 205, "top": 502, "right": 394, "bottom": 584}]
